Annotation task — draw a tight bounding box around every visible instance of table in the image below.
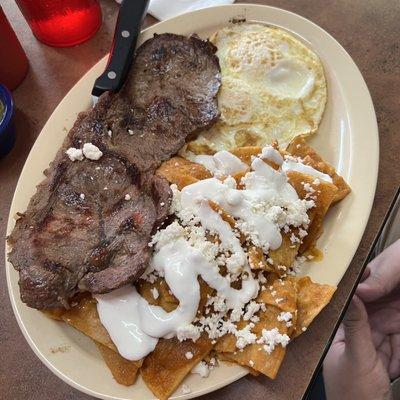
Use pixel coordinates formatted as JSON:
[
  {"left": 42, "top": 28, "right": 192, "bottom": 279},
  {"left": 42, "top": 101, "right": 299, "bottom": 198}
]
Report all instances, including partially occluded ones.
[{"left": 0, "top": 1, "right": 399, "bottom": 399}]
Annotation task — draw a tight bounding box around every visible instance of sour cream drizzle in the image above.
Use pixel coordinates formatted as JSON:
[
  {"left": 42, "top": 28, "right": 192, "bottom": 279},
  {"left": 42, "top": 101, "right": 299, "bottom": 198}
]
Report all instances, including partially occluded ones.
[
  {"left": 281, "top": 159, "right": 332, "bottom": 183},
  {"left": 197, "top": 147, "right": 332, "bottom": 183},
  {"left": 96, "top": 286, "right": 158, "bottom": 360},
  {"left": 139, "top": 238, "right": 258, "bottom": 339},
  {"left": 194, "top": 150, "right": 248, "bottom": 177},
  {"left": 96, "top": 146, "right": 330, "bottom": 361}
]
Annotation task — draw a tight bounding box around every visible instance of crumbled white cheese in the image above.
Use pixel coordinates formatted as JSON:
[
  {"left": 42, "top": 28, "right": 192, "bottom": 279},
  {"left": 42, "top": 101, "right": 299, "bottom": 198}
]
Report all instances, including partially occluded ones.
[
  {"left": 277, "top": 311, "right": 293, "bottom": 327},
  {"left": 66, "top": 147, "right": 84, "bottom": 161},
  {"left": 181, "top": 384, "right": 191, "bottom": 394},
  {"left": 235, "top": 325, "right": 257, "bottom": 349},
  {"left": 150, "top": 287, "right": 159, "bottom": 300},
  {"left": 125, "top": 194, "right": 131, "bottom": 201},
  {"left": 82, "top": 143, "right": 103, "bottom": 160},
  {"left": 107, "top": 129, "right": 112, "bottom": 138},
  {"left": 191, "top": 361, "right": 210, "bottom": 378},
  {"left": 302, "top": 182, "right": 315, "bottom": 194},
  {"left": 142, "top": 270, "right": 158, "bottom": 283},
  {"left": 243, "top": 301, "right": 261, "bottom": 321},
  {"left": 80, "top": 193, "right": 85, "bottom": 200},
  {"left": 290, "top": 233, "right": 300, "bottom": 244},
  {"left": 294, "top": 256, "right": 307, "bottom": 276},
  {"left": 185, "top": 351, "right": 193, "bottom": 360},
  {"left": 257, "top": 271, "right": 267, "bottom": 283},
  {"left": 257, "top": 328, "right": 290, "bottom": 354},
  {"left": 177, "top": 324, "right": 201, "bottom": 342},
  {"left": 299, "top": 228, "right": 308, "bottom": 238},
  {"left": 128, "top": 129, "right": 134, "bottom": 135},
  {"left": 230, "top": 307, "right": 242, "bottom": 323}
]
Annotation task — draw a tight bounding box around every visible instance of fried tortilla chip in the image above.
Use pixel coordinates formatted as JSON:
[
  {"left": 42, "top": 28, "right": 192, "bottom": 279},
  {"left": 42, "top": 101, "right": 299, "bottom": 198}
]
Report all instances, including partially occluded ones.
[
  {"left": 215, "top": 276, "right": 297, "bottom": 379},
  {"left": 248, "top": 234, "right": 299, "bottom": 275},
  {"left": 229, "top": 146, "right": 262, "bottom": 165},
  {"left": 292, "top": 276, "right": 336, "bottom": 338},
  {"left": 62, "top": 295, "right": 116, "bottom": 351},
  {"left": 138, "top": 278, "right": 179, "bottom": 312},
  {"left": 43, "top": 308, "right": 65, "bottom": 321},
  {"left": 138, "top": 277, "right": 214, "bottom": 315},
  {"left": 268, "top": 234, "right": 300, "bottom": 273},
  {"left": 141, "top": 335, "right": 213, "bottom": 400},
  {"left": 286, "top": 137, "right": 351, "bottom": 203},
  {"left": 287, "top": 171, "right": 338, "bottom": 253},
  {"left": 249, "top": 246, "right": 273, "bottom": 272},
  {"left": 95, "top": 341, "right": 142, "bottom": 386},
  {"left": 62, "top": 295, "right": 145, "bottom": 384},
  {"left": 258, "top": 275, "right": 298, "bottom": 337},
  {"left": 258, "top": 274, "right": 298, "bottom": 315},
  {"left": 215, "top": 305, "right": 289, "bottom": 379},
  {"left": 221, "top": 344, "right": 285, "bottom": 379},
  {"left": 156, "top": 156, "right": 211, "bottom": 190}
]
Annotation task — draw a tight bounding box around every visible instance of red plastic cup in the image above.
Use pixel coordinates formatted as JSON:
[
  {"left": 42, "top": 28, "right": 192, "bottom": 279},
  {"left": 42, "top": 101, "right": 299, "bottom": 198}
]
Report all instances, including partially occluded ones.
[
  {"left": 15, "top": 0, "right": 102, "bottom": 47},
  {"left": 0, "top": 6, "right": 29, "bottom": 90}
]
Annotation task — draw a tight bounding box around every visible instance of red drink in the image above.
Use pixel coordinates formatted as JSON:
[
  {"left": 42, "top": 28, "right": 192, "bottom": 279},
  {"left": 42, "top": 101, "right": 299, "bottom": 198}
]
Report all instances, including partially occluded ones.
[
  {"left": 15, "top": 0, "right": 102, "bottom": 47},
  {"left": 0, "top": 6, "right": 29, "bottom": 89}
]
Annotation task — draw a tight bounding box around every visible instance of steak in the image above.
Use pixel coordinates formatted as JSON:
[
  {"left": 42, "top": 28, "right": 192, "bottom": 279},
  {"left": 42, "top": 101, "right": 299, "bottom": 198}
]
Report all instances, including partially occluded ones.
[{"left": 8, "top": 33, "right": 221, "bottom": 310}]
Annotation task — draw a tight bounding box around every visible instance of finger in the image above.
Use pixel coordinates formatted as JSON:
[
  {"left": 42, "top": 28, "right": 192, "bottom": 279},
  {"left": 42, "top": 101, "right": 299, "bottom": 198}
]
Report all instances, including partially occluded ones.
[
  {"left": 389, "top": 334, "right": 400, "bottom": 380},
  {"left": 342, "top": 295, "right": 376, "bottom": 360},
  {"left": 372, "top": 329, "right": 385, "bottom": 349},
  {"left": 357, "top": 239, "right": 400, "bottom": 302},
  {"left": 360, "top": 265, "right": 371, "bottom": 282},
  {"left": 368, "top": 308, "right": 400, "bottom": 335},
  {"left": 323, "top": 324, "right": 345, "bottom": 371},
  {"left": 332, "top": 323, "right": 345, "bottom": 345},
  {"left": 377, "top": 336, "right": 391, "bottom": 371}
]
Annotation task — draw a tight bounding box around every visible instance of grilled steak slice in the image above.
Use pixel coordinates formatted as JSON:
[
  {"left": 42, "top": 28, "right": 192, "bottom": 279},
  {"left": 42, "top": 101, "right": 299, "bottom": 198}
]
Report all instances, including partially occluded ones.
[
  {"left": 8, "top": 34, "right": 221, "bottom": 310},
  {"left": 69, "top": 33, "right": 221, "bottom": 172}
]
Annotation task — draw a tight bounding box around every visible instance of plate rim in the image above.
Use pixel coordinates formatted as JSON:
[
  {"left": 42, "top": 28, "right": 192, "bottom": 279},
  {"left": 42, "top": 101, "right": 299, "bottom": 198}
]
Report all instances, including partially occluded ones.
[{"left": 5, "top": 3, "right": 379, "bottom": 400}]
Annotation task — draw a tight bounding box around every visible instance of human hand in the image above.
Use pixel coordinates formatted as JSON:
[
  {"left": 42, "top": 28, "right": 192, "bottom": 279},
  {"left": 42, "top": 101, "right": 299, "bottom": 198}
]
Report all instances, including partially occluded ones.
[
  {"left": 322, "top": 239, "right": 400, "bottom": 400},
  {"left": 323, "top": 295, "right": 392, "bottom": 400},
  {"left": 356, "top": 239, "right": 400, "bottom": 380}
]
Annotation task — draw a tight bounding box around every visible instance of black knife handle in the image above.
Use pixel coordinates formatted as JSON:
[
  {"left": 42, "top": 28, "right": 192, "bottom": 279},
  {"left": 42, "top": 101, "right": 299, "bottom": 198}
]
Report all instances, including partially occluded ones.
[{"left": 92, "top": 0, "right": 149, "bottom": 98}]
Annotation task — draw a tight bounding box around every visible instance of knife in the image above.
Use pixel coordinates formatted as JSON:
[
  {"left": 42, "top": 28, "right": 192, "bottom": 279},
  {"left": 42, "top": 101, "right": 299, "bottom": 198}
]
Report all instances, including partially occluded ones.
[{"left": 91, "top": 0, "right": 150, "bottom": 106}]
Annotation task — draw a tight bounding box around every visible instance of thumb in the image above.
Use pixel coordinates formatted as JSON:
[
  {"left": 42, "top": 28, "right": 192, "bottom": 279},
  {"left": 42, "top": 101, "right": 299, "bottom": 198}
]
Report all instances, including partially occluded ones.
[
  {"left": 343, "top": 295, "right": 376, "bottom": 360},
  {"left": 357, "top": 239, "right": 400, "bottom": 302}
]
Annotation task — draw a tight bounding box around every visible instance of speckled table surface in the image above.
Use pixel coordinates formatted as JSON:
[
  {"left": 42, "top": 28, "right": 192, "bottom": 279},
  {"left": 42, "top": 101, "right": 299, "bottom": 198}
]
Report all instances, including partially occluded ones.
[{"left": 0, "top": 1, "right": 399, "bottom": 399}]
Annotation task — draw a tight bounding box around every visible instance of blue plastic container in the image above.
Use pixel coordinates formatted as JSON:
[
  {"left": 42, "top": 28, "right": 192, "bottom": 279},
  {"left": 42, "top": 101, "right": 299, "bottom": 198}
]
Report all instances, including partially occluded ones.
[{"left": 0, "top": 84, "right": 16, "bottom": 157}]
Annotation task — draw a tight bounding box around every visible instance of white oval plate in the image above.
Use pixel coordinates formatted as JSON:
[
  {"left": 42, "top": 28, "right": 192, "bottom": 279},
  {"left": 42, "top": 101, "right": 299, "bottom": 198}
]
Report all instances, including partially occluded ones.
[{"left": 6, "top": 4, "right": 378, "bottom": 400}]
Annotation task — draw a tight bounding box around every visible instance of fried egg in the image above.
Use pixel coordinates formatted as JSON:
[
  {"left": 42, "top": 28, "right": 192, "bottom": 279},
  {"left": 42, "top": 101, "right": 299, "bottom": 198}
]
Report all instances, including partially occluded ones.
[{"left": 184, "top": 23, "right": 327, "bottom": 155}]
